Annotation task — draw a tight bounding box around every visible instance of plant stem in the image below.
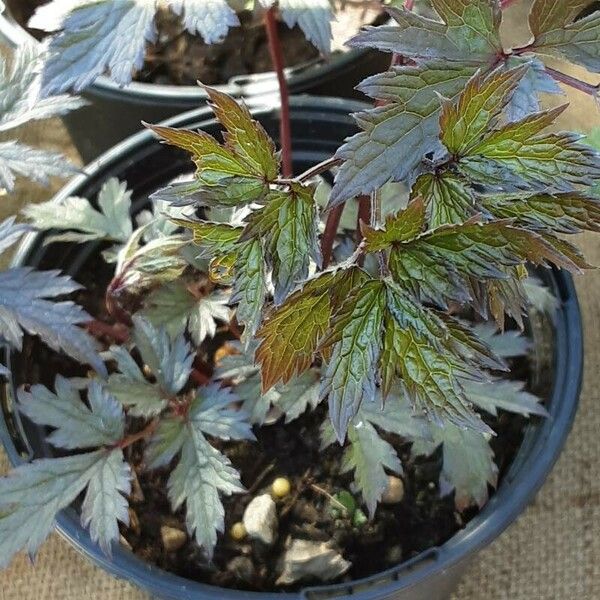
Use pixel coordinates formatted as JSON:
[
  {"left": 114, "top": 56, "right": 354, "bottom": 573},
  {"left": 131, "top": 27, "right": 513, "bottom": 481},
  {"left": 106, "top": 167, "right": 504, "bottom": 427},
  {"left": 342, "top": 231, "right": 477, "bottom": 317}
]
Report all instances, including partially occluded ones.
[
  {"left": 321, "top": 204, "right": 344, "bottom": 268},
  {"left": 544, "top": 66, "right": 600, "bottom": 97},
  {"left": 86, "top": 320, "right": 130, "bottom": 344},
  {"left": 115, "top": 418, "right": 159, "bottom": 449},
  {"left": 500, "top": 0, "right": 520, "bottom": 8},
  {"left": 264, "top": 7, "right": 293, "bottom": 177}
]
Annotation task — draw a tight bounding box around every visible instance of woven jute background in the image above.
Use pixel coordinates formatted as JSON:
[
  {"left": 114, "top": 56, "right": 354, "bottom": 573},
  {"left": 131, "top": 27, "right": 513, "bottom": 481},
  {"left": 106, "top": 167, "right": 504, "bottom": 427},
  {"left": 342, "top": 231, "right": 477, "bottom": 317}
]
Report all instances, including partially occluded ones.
[{"left": 1, "top": 3, "right": 599, "bottom": 598}]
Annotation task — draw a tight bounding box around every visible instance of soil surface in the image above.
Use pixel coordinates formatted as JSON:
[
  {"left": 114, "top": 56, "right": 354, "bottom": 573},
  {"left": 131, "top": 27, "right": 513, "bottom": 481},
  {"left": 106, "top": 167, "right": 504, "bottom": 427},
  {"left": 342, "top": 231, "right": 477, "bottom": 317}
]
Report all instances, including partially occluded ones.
[
  {"left": 9, "top": 1, "right": 382, "bottom": 86},
  {"left": 12, "top": 238, "right": 553, "bottom": 593}
]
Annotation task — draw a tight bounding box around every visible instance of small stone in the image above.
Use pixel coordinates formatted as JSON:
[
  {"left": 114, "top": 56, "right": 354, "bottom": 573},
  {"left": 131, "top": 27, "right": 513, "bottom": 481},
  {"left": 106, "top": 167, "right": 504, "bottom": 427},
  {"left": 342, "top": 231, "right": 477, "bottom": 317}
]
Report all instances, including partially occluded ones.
[
  {"left": 243, "top": 493, "right": 278, "bottom": 545},
  {"left": 160, "top": 526, "right": 187, "bottom": 552},
  {"left": 272, "top": 477, "right": 292, "bottom": 498},
  {"left": 227, "top": 556, "right": 255, "bottom": 582},
  {"left": 230, "top": 521, "right": 247, "bottom": 541},
  {"left": 276, "top": 539, "right": 351, "bottom": 586},
  {"left": 386, "top": 545, "right": 403, "bottom": 564},
  {"left": 119, "top": 534, "right": 132, "bottom": 551},
  {"left": 381, "top": 476, "right": 405, "bottom": 505}
]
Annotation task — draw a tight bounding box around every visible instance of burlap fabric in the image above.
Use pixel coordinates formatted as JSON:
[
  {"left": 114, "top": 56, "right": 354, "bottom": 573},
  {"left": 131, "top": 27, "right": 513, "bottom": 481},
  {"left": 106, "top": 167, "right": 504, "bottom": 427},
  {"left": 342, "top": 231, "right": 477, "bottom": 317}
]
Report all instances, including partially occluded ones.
[{"left": 1, "top": 4, "right": 599, "bottom": 595}]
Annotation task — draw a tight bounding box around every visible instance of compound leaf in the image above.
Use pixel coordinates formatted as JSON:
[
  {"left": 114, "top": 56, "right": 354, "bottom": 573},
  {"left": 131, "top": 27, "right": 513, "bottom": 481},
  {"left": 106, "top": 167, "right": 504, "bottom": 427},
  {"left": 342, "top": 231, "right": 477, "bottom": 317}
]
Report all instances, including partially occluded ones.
[
  {"left": 0, "top": 267, "right": 106, "bottom": 376},
  {"left": 18, "top": 377, "right": 124, "bottom": 450},
  {"left": 24, "top": 178, "right": 133, "bottom": 244}
]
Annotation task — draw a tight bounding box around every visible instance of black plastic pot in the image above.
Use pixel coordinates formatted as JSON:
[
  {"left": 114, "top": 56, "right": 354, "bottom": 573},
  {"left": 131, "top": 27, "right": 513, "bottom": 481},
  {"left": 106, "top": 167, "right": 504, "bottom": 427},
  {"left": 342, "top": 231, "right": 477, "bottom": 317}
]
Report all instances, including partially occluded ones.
[
  {"left": 0, "top": 6, "right": 388, "bottom": 163},
  {"left": 0, "top": 97, "right": 583, "bottom": 600}
]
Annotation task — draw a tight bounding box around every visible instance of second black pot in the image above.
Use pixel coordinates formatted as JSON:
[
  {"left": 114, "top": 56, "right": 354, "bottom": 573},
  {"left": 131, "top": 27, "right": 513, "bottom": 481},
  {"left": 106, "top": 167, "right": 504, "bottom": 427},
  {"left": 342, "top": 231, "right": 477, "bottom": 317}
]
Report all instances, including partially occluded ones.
[
  {"left": 0, "top": 97, "right": 583, "bottom": 600},
  {"left": 0, "top": 7, "right": 387, "bottom": 162}
]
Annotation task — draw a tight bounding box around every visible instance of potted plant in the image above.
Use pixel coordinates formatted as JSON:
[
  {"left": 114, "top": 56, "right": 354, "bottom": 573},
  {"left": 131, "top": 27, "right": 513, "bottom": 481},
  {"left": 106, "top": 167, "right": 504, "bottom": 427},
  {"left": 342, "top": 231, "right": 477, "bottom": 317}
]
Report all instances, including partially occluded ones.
[
  {"left": 0, "top": 0, "right": 391, "bottom": 161},
  {"left": 1, "top": 0, "right": 599, "bottom": 598}
]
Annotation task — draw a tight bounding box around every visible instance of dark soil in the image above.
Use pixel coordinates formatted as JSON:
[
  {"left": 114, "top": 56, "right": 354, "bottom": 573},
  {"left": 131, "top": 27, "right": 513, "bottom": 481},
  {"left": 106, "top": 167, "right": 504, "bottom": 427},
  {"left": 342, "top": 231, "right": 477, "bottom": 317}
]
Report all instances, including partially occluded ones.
[
  {"left": 8, "top": 1, "right": 382, "bottom": 87},
  {"left": 12, "top": 236, "right": 554, "bottom": 593}
]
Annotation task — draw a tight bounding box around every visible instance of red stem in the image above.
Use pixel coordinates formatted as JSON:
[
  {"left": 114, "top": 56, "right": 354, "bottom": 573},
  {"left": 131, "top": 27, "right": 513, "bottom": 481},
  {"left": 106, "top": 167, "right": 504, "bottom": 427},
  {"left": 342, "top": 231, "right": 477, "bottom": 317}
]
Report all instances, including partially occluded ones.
[
  {"left": 86, "top": 320, "right": 130, "bottom": 344},
  {"left": 115, "top": 418, "right": 159, "bottom": 449},
  {"left": 544, "top": 66, "right": 600, "bottom": 97},
  {"left": 265, "top": 7, "right": 293, "bottom": 177},
  {"left": 321, "top": 205, "right": 344, "bottom": 268},
  {"left": 500, "top": 0, "right": 519, "bottom": 8}
]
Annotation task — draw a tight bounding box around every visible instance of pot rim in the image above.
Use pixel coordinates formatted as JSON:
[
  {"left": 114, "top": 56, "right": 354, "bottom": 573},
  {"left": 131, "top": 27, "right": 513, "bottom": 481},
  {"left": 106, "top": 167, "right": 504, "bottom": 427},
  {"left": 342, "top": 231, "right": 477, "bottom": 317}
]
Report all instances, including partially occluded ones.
[
  {"left": 0, "top": 6, "right": 372, "bottom": 102},
  {"left": 0, "top": 98, "right": 584, "bottom": 600}
]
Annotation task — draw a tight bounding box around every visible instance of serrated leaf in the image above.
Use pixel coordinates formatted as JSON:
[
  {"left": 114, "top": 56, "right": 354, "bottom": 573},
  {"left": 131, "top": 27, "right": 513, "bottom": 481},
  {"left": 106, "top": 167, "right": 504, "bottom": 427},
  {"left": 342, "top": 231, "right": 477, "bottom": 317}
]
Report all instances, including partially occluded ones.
[
  {"left": 81, "top": 448, "right": 131, "bottom": 556},
  {"left": 523, "top": 276, "right": 560, "bottom": 315},
  {"left": 385, "top": 279, "right": 491, "bottom": 434},
  {"left": 158, "top": 385, "right": 249, "bottom": 556},
  {"left": 361, "top": 196, "right": 426, "bottom": 251},
  {"left": 0, "top": 267, "right": 106, "bottom": 376},
  {"left": 38, "top": 0, "right": 157, "bottom": 93},
  {"left": 459, "top": 109, "right": 600, "bottom": 192},
  {"left": 0, "top": 217, "right": 32, "bottom": 256},
  {"left": 278, "top": 0, "right": 333, "bottom": 55},
  {"left": 141, "top": 280, "right": 230, "bottom": 346},
  {"left": 256, "top": 267, "right": 367, "bottom": 391},
  {"left": 439, "top": 66, "right": 527, "bottom": 156},
  {"left": 350, "top": 0, "right": 502, "bottom": 61},
  {"left": 504, "top": 56, "right": 563, "bottom": 122},
  {"left": 149, "top": 88, "right": 278, "bottom": 206},
  {"left": 481, "top": 192, "right": 600, "bottom": 234},
  {"left": 130, "top": 315, "right": 194, "bottom": 396},
  {"left": 0, "top": 141, "right": 78, "bottom": 192},
  {"left": 106, "top": 345, "right": 167, "bottom": 418},
  {"left": 412, "top": 422, "right": 497, "bottom": 511},
  {"left": 411, "top": 172, "right": 475, "bottom": 227},
  {"left": 190, "top": 382, "right": 255, "bottom": 442},
  {"left": 145, "top": 417, "right": 186, "bottom": 469},
  {"left": 0, "top": 448, "right": 129, "bottom": 567},
  {"left": 231, "top": 238, "right": 266, "bottom": 343},
  {"left": 529, "top": 0, "right": 600, "bottom": 72},
  {"left": 23, "top": 178, "right": 133, "bottom": 244},
  {"left": 341, "top": 421, "right": 402, "bottom": 518},
  {"left": 169, "top": 0, "right": 240, "bottom": 44},
  {"left": 329, "top": 60, "right": 478, "bottom": 205},
  {"left": 463, "top": 378, "right": 548, "bottom": 418},
  {"left": 319, "top": 280, "right": 387, "bottom": 442},
  {"left": 470, "top": 322, "right": 531, "bottom": 357},
  {"left": 243, "top": 183, "right": 321, "bottom": 304},
  {"left": 18, "top": 377, "right": 124, "bottom": 449},
  {"left": 172, "top": 219, "right": 243, "bottom": 256},
  {"left": 0, "top": 41, "right": 85, "bottom": 133}
]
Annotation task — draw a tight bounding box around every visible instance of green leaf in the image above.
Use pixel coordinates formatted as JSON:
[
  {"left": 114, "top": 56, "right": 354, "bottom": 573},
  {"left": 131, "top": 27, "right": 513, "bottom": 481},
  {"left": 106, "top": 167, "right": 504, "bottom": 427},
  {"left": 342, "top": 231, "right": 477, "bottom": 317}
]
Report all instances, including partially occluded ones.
[
  {"left": 149, "top": 87, "right": 278, "bottom": 206},
  {"left": 361, "top": 196, "right": 426, "bottom": 251},
  {"left": 141, "top": 280, "right": 230, "bottom": 346},
  {"left": 0, "top": 448, "right": 130, "bottom": 567},
  {"left": 470, "top": 322, "right": 531, "bottom": 358},
  {"left": 147, "top": 384, "right": 253, "bottom": 555},
  {"left": 319, "top": 280, "right": 387, "bottom": 441},
  {"left": 480, "top": 192, "right": 600, "bottom": 234},
  {"left": 243, "top": 183, "right": 321, "bottom": 304},
  {"left": 18, "top": 377, "right": 125, "bottom": 450},
  {"left": 172, "top": 219, "right": 243, "bottom": 256},
  {"left": 439, "top": 66, "right": 527, "bottom": 156},
  {"left": 460, "top": 108, "right": 600, "bottom": 192},
  {"left": 23, "top": 178, "right": 133, "bottom": 244},
  {"left": 341, "top": 421, "right": 402, "bottom": 518},
  {"left": 106, "top": 345, "right": 168, "bottom": 418},
  {"left": 529, "top": 0, "right": 600, "bottom": 72},
  {"left": 385, "top": 279, "right": 491, "bottom": 434},
  {"left": 81, "top": 449, "right": 131, "bottom": 556},
  {"left": 256, "top": 267, "right": 368, "bottom": 391},
  {"left": 411, "top": 172, "right": 475, "bottom": 228},
  {"left": 329, "top": 60, "right": 478, "bottom": 205},
  {"left": 231, "top": 238, "right": 266, "bottom": 344},
  {"left": 412, "top": 422, "right": 497, "bottom": 511},
  {"left": 131, "top": 316, "right": 195, "bottom": 396},
  {"left": 216, "top": 342, "right": 322, "bottom": 425},
  {"left": 463, "top": 379, "right": 548, "bottom": 418},
  {"left": 350, "top": 0, "right": 502, "bottom": 61}
]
